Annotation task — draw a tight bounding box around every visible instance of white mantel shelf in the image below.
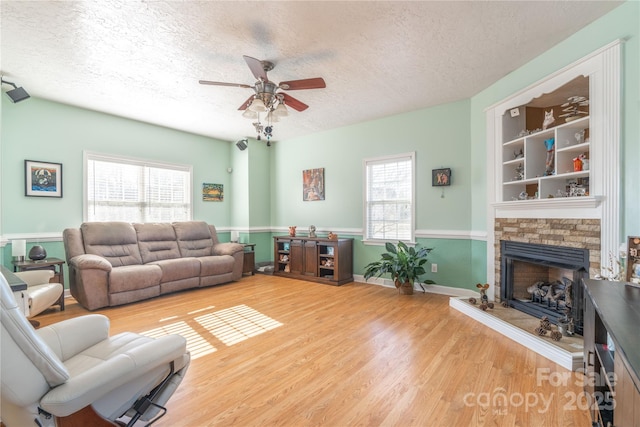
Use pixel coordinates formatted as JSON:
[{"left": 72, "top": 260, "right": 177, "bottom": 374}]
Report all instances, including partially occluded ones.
[
  {"left": 493, "top": 196, "right": 603, "bottom": 210},
  {"left": 450, "top": 297, "right": 583, "bottom": 371}
]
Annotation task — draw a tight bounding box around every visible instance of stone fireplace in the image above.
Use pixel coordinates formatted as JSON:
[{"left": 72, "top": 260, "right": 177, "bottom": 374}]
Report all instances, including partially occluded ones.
[
  {"left": 495, "top": 218, "right": 600, "bottom": 333},
  {"left": 500, "top": 240, "right": 589, "bottom": 335}
]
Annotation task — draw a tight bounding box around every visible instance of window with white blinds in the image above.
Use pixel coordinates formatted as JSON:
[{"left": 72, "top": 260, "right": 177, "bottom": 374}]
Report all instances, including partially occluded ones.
[
  {"left": 363, "top": 152, "right": 415, "bottom": 243},
  {"left": 84, "top": 152, "right": 192, "bottom": 223}
]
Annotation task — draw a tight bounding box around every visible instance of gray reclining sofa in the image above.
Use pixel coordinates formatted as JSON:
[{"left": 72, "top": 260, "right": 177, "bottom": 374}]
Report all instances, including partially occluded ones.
[{"left": 63, "top": 221, "right": 244, "bottom": 310}]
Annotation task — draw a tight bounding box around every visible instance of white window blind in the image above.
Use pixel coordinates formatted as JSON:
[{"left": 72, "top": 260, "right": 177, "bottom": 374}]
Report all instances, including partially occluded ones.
[
  {"left": 364, "top": 152, "right": 415, "bottom": 242},
  {"left": 85, "top": 152, "right": 192, "bottom": 223}
]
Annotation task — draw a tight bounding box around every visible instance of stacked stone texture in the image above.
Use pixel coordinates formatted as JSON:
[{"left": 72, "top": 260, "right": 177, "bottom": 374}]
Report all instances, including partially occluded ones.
[{"left": 494, "top": 218, "right": 601, "bottom": 300}]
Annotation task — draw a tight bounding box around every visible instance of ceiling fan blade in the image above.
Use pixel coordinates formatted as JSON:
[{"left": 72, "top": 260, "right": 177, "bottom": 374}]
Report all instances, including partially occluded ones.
[
  {"left": 279, "top": 77, "right": 326, "bottom": 90},
  {"left": 238, "top": 95, "right": 255, "bottom": 110},
  {"left": 243, "top": 55, "right": 268, "bottom": 81},
  {"left": 281, "top": 93, "right": 309, "bottom": 111},
  {"left": 199, "top": 80, "right": 252, "bottom": 89}
]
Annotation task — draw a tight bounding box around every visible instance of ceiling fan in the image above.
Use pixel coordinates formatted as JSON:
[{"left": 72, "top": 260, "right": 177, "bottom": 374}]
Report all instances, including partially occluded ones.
[{"left": 199, "top": 55, "right": 326, "bottom": 142}]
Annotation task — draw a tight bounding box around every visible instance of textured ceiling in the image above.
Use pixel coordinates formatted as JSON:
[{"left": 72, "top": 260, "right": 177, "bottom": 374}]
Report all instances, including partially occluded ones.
[{"left": 1, "top": 1, "right": 621, "bottom": 143}]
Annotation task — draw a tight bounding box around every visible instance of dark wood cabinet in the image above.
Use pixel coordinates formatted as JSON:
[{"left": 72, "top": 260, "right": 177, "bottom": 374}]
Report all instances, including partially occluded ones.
[
  {"left": 288, "top": 239, "right": 317, "bottom": 276},
  {"left": 583, "top": 279, "right": 640, "bottom": 427},
  {"left": 274, "top": 237, "right": 353, "bottom": 285}
]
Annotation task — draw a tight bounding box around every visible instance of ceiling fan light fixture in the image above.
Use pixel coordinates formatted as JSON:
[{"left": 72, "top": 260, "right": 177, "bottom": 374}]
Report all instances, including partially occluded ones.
[
  {"left": 274, "top": 103, "right": 288, "bottom": 117},
  {"left": 242, "top": 109, "right": 258, "bottom": 119},
  {"left": 248, "top": 98, "right": 267, "bottom": 112},
  {"left": 266, "top": 111, "right": 279, "bottom": 123}
]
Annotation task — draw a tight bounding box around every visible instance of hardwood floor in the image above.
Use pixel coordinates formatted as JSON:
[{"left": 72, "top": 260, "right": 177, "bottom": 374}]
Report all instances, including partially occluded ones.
[{"left": 35, "top": 275, "right": 591, "bottom": 426}]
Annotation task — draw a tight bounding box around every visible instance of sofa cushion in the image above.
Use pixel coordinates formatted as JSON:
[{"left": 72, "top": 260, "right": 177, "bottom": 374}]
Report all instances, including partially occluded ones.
[
  {"left": 109, "top": 264, "right": 162, "bottom": 293},
  {"left": 134, "top": 223, "right": 181, "bottom": 264},
  {"left": 81, "top": 222, "right": 143, "bottom": 267},
  {"left": 151, "top": 258, "right": 200, "bottom": 283},
  {"left": 198, "top": 255, "right": 236, "bottom": 277},
  {"left": 173, "top": 221, "right": 214, "bottom": 258}
]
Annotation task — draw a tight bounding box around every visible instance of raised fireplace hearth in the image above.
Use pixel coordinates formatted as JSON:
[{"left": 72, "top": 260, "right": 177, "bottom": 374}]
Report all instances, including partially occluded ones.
[{"left": 500, "top": 240, "right": 588, "bottom": 335}]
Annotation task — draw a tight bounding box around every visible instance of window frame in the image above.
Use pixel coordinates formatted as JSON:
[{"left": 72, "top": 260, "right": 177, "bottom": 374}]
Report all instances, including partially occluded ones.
[
  {"left": 362, "top": 151, "right": 416, "bottom": 245},
  {"left": 83, "top": 151, "right": 193, "bottom": 223}
]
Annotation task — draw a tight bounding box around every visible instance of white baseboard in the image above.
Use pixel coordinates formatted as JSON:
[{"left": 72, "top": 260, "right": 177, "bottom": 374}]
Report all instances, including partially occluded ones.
[{"left": 354, "top": 275, "right": 480, "bottom": 298}]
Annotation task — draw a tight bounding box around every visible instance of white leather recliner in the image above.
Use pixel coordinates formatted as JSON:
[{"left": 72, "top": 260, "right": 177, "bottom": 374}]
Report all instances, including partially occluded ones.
[
  {"left": 0, "top": 273, "right": 190, "bottom": 427},
  {"left": 11, "top": 270, "right": 63, "bottom": 318}
]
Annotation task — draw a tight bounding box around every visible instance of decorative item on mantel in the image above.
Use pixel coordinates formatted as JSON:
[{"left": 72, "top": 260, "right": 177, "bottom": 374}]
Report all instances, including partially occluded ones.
[
  {"left": 544, "top": 137, "right": 555, "bottom": 176},
  {"left": 626, "top": 236, "right": 640, "bottom": 284},
  {"left": 28, "top": 245, "right": 47, "bottom": 261},
  {"left": 535, "top": 316, "right": 563, "bottom": 341},
  {"left": 308, "top": 225, "right": 317, "bottom": 238},
  {"left": 559, "top": 96, "right": 589, "bottom": 122},
  {"left": 288, "top": 226, "right": 296, "bottom": 237},
  {"left": 468, "top": 284, "right": 494, "bottom": 311},
  {"left": 327, "top": 232, "right": 338, "bottom": 240},
  {"left": 542, "top": 110, "right": 555, "bottom": 130},
  {"left": 514, "top": 163, "right": 524, "bottom": 181},
  {"left": 573, "top": 156, "right": 583, "bottom": 172}
]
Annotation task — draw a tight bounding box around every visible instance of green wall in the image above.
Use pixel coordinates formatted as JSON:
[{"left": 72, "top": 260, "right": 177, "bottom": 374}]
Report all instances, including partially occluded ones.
[
  {"left": 271, "top": 99, "right": 478, "bottom": 288},
  {"left": 1, "top": 97, "right": 234, "bottom": 231},
  {"left": 271, "top": 100, "right": 472, "bottom": 230}
]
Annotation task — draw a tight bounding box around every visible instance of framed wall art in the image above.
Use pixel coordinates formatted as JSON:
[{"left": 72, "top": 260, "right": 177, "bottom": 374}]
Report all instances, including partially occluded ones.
[
  {"left": 303, "top": 167, "right": 325, "bottom": 201},
  {"left": 432, "top": 168, "right": 451, "bottom": 187},
  {"left": 25, "top": 160, "right": 63, "bottom": 197},
  {"left": 202, "top": 183, "right": 223, "bottom": 201}
]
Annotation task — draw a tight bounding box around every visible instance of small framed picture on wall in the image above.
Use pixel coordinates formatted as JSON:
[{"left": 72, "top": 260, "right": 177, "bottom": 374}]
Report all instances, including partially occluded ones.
[
  {"left": 25, "top": 160, "right": 63, "bottom": 197},
  {"left": 432, "top": 168, "right": 451, "bottom": 187}
]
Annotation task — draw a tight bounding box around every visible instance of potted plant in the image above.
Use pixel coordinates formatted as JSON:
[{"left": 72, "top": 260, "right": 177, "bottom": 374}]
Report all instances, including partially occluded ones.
[{"left": 363, "top": 241, "right": 434, "bottom": 295}]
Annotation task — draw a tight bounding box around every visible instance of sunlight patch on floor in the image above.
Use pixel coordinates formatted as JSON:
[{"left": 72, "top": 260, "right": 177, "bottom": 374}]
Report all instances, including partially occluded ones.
[
  {"left": 143, "top": 320, "right": 217, "bottom": 359},
  {"left": 195, "top": 304, "right": 283, "bottom": 346}
]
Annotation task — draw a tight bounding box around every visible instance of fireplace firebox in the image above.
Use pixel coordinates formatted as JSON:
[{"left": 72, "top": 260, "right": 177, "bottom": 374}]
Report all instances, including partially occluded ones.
[{"left": 500, "top": 241, "right": 589, "bottom": 335}]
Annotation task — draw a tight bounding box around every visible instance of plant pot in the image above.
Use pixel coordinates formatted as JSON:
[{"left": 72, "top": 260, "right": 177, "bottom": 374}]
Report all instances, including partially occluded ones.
[{"left": 396, "top": 280, "right": 414, "bottom": 295}]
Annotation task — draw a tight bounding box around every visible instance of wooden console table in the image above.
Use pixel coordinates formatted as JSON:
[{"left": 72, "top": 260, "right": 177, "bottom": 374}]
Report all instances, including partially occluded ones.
[{"left": 273, "top": 236, "right": 353, "bottom": 285}]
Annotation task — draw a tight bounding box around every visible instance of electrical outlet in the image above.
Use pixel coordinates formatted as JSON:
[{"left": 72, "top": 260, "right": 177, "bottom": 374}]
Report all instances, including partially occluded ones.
[{"left": 431, "top": 263, "right": 438, "bottom": 273}]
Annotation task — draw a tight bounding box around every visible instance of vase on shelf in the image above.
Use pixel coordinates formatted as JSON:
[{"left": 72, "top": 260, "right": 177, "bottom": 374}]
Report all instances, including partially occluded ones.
[{"left": 28, "top": 245, "right": 47, "bottom": 261}]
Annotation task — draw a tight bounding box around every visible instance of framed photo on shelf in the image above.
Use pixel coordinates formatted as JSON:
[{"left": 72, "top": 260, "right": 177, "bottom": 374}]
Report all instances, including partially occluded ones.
[
  {"left": 283, "top": 242, "right": 290, "bottom": 252},
  {"left": 432, "top": 168, "right": 451, "bottom": 187},
  {"left": 25, "top": 160, "right": 63, "bottom": 197},
  {"left": 626, "top": 236, "right": 640, "bottom": 283},
  {"left": 327, "top": 246, "right": 334, "bottom": 256}
]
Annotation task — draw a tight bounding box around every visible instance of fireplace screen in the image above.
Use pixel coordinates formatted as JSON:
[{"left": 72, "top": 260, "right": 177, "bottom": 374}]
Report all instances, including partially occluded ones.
[{"left": 501, "top": 241, "right": 589, "bottom": 335}]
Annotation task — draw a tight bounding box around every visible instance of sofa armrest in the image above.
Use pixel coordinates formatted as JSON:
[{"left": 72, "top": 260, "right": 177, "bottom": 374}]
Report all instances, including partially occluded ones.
[
  {"left": 37, "top": 314, "right": 110, "bottom": 361},
  {"left": 67, "top": 255, "right": 112, "bottom": 310},
  {"left": 212, "top": 242, "right": 244, "bottom": 256},
  {"left": 69, "top": 254, "right": 112, "bottom": 272},
  {"left": 39, "top": 334, "right": 188, "bottom": 417}
]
